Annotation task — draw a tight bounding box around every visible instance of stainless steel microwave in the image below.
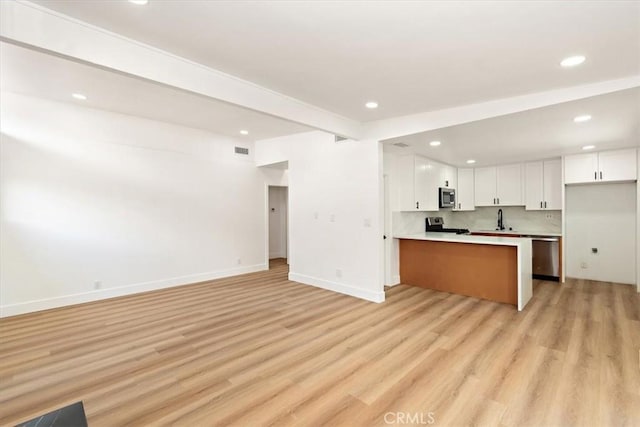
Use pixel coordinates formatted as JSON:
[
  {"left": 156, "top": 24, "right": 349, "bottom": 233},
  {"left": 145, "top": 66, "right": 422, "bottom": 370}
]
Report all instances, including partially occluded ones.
[{"left": 439, "top": 187, "right": 456, "bottom": 208}]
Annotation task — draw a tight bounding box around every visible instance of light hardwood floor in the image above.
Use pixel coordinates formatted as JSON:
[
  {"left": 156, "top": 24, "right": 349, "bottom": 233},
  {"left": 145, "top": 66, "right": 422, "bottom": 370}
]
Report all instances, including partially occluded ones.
[{"left": 1, "top": 263, "right": 639, "bottom": 426}]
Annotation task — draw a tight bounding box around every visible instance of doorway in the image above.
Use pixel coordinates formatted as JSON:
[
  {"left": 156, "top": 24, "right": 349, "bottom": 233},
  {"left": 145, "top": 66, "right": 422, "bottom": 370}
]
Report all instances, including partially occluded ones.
[{"left": 268, "top": 186, "right": 288, "bottom": 269}]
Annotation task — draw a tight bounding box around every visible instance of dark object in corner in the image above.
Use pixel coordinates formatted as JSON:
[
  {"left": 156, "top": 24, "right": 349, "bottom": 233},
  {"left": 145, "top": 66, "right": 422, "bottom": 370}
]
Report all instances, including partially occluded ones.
[{"left": 15, "top": 401, "right": 88, "bottom": 427}]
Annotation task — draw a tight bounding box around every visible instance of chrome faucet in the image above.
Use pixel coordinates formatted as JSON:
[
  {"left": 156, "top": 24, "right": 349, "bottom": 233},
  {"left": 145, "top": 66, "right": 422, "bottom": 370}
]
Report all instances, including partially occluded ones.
[{"left": 497, "top": 209, "right": 505, "bottom": 231}]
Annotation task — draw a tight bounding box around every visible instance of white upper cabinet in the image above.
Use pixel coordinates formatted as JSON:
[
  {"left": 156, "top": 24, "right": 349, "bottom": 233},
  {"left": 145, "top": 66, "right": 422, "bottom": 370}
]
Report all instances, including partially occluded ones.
[
  {"left": 496, "top": 164, "right": 524, "bottom": 205},
  {"left": 456, "top": 168, "right": 475, "bottom": 211},
  {"left": 564, "top": 148, "right": 637, "bottom": 184},
  {"left": 598, "top": 149, "right": 637, "bottom": 182},
  {"left": 474, "top": 167, "right": 497, "bottom": 206},
  {"left": 416, "top": 156, "right": 440, "bottom": 211},
  {"left": 564, "top": 153, "right": 599, "bottom": 184},
  {"left": 543, "top": 159, "right": 562, "bottom": 209},
  {"left": 396, "top": 155, "right": 440, "bottom": 211},
  {"left": 397, "top": 155, "right": 417, "bottom": 211},
  {"left": 474, "top": 164, "right": 523, "bottom": 206},
  {"left": 440, "top": 164, "right": 457, "bottom": 189},
  {"left": 525, "top": 159, "right": 561, "bottom": 210}
]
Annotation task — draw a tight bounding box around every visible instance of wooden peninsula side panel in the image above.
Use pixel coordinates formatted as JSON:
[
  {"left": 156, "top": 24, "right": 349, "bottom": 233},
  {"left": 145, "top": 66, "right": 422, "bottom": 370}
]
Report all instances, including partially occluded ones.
[{"left": 399, "top": 239, "right": 518, "bottom": 305}]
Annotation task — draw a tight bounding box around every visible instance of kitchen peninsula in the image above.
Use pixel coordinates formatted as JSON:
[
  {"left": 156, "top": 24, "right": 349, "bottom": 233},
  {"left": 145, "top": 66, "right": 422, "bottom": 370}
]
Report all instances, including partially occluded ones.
[{"left": 394, "top": 233, "right": 532, "bottom": 311}]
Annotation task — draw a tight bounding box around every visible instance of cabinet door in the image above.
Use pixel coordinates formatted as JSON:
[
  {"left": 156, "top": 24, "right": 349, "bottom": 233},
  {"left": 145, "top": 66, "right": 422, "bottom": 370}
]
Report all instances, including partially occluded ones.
[
  {"left": 525, "top": 161, "right": 544, "bottom": 210},
  {"left": 397, "top": 155, "right": 417, "bottom": 211},
  {"left": 496, "top": 164, "right": 523, "bottom": 205},
  {"left": 543, "top": 159, "right": 562, "bottom": 209},
  {"left": 474, "top": 167, "right": 497, "bottom": 206},
  {"left": 456, "top": 168, "right": 475, "bottom": 211},
  {"left": 598, "top": 148, "right": 637, "bottom": 182},
  {"left": 441, "top": 164, "right": 457, "bottom": 189},
  {"left": 422, "top": 158, "right": 441, "bottom": 211},
  {"left": 564, "top": 153, "right": 598, "bottom": 184},
  {"left": 414, "top": 156, "right": 429, "bottom": 211}
]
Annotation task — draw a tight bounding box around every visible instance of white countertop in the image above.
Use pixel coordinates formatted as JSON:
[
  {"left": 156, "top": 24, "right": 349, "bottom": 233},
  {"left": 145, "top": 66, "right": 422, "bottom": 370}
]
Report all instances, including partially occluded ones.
[{"left": 394, "top": 232, "right": 532, "bottom": 247}]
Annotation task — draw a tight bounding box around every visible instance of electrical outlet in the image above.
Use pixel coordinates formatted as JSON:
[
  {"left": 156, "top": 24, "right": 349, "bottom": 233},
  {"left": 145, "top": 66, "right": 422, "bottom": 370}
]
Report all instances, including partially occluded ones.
[
  {"left": 330, "top": 214, "right": 336, "bottom": 223},
  {"left": 336, "top": 269, "right": 342, "bottom": 278},
  {"left": 580, "top": 262, "right": 588, "bottom": 269},
  {"left": 237, "top": 258, "right": 242, "bottom": 265},
  {"left": 314, "top": 212, "right": 319, "bottom": 220},
  {"left": 545, "top": 213, "right": 554, "bottom": 220},
  {"left": 363, "top": 218, "right": 371, "bottom": 228},
  {"left": 93, "top": 281, "right": 102, "bottom": 290}
]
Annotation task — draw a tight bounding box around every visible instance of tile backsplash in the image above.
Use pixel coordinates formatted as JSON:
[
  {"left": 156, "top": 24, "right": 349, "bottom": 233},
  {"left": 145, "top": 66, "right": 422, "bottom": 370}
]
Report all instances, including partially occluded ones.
[{"left": 393, "top": 207, "right": 561, "bottom": 235}]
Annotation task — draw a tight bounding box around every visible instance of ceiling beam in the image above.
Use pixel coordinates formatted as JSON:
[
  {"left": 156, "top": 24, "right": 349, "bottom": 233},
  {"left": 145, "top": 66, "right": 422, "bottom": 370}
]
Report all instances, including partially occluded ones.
[
  {"left": 0, "top": 1, "right": 362, "bottom": 140},
  {"left": 365, "top": 76, "right": 640, "bottom": 141}
]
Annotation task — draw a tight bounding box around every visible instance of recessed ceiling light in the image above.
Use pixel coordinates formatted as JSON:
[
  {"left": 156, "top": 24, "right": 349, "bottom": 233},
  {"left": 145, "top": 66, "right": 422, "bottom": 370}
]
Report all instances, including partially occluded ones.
[
  {"left": 71, "top": 93, "right": 87, "bottom": 100},
  {"left": 239, "top": 130, "right": 249, "bottom": 135},
  {"left": 365, "top": 101, "right": 378, "bottom": 109},
  {"left": 466, "top": 159, "right": 476, "bottom": 164},
  {"left": 582, "top": 145, "right": 596, "bottom": 150},
  {"left": 561, "top": 55, "right": 586, "bottom": 67},
  {"left": 129, "top": 0, "right": 149, "bottom": 5},
  {"left": 429, "top": 141, "right": 441, "bottom": 147},
  {"left": 574, "top": 115, "right": 592, "bottom": 123}
]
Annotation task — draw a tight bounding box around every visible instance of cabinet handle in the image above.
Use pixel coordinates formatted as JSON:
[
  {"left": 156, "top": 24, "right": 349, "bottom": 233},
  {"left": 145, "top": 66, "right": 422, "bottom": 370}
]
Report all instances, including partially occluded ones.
[
  {"left": 416, "top": 201, "right": 419, "bottom": 209},
  {"left": 493, "top": 198, "right": 496, "bottom": 204},
  {"left": 458, "top": 202, "right": 461, "bottom": 209},
  {"left": 540, "top": 201, "right": 543, "bottom": 208},
  {"left": 497, "top": 198, "right": 500, "bottom": 204},
  {"left": 445, "top": 180, "right": 449, "bottom": 187},
  {"left": 600, "top": 171, "right": 603, "bottom": 180},
  {"left": 544, "top": 201, "right": 547, "bottom": 208},
  {"left": 594, "top": 171, "right": 597, "bottom": 180}
]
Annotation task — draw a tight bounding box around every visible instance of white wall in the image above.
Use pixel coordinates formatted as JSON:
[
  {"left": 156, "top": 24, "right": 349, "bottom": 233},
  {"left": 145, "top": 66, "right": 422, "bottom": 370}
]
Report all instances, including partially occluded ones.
[
  {"left": 256, "top": 131, "right": 384, "bottom": 302},
  {"left": 268, "top": 186, "right": 288, "bottom": 259},
  {"left": 565, "top": 183, "right": 637, "bottom": 284},
  {"left": 1, "top": 93, "right": 269, "bottom": 316}
]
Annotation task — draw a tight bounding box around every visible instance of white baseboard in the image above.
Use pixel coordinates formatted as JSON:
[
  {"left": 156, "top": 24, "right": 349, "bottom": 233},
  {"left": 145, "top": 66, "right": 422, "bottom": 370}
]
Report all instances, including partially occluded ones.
[
  {"left": 288, "top": 272, "right": 385, "bottom": 303},
  {"left": 0, "top": 263, "right": 268, "bottom": 318},
  {"left": 386, "top": 275, "right": 401, "bottom": 287}
]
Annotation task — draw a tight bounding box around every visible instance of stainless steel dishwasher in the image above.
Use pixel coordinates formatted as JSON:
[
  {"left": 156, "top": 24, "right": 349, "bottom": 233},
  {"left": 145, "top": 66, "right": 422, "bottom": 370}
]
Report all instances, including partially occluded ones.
[{"left": 531, "top": 237, "right": 560, "bottom": 280}]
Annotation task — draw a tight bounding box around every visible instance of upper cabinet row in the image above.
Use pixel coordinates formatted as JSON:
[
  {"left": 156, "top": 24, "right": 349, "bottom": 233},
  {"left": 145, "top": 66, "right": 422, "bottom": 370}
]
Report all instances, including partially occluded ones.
[
  {"left": 393, "top": 147, "right": 636, "bottom": 212},
  {"left": 564, "top": 148, "right": 637, "bottom": 184}
]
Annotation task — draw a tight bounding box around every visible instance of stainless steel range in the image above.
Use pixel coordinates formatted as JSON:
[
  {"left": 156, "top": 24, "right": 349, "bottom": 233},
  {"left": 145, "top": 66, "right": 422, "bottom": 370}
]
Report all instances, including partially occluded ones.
[{"left": 425, "top": 217, "right": 469, "bottom": 234}]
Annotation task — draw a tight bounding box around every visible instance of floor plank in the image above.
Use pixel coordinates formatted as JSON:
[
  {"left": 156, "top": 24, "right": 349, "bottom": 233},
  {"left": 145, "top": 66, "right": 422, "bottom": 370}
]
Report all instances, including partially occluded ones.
[{"left": 1, "top": 267, "right": 638, "bottom": 426}]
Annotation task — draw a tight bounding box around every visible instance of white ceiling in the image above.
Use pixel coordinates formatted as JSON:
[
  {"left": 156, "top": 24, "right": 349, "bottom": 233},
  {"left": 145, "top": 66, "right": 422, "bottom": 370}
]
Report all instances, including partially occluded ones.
[
  {"left": 0, "top": 42, "right": 312, "bottom": 140},
  {"left": 29, "top": 0, "right": 640, "bottom": 121},
  {"left": 383, "top": 88, "right": 640, "bottom": 167}
]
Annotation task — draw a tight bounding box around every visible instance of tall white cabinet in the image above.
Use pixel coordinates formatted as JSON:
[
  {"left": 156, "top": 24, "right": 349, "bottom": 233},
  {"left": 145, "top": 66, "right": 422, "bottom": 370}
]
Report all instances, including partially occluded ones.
[
  {"left": 474, "top": 164, "right": 523, "bottom": 206},
  {"left": 564, "top": 148, "right": 637, "bottom": 184},
  {"left": 525, "top": 159, "right": 561, "bottom": 210}
]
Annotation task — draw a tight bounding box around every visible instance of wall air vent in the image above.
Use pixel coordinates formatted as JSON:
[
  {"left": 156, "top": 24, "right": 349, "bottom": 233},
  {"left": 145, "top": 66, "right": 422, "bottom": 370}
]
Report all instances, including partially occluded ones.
[
  {"left": 234, "top": 146, "right": 249, "bottom": 155},
  {"left": 335, "top": 135, "right": 348, "bottom": 143},
  {"left": 393, "top": 142, "right": 410, "bottom": 148}
]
